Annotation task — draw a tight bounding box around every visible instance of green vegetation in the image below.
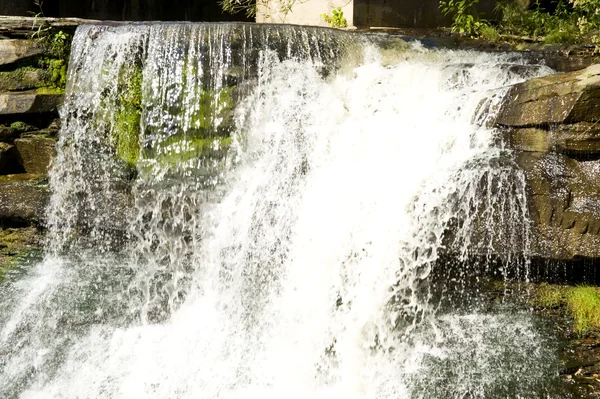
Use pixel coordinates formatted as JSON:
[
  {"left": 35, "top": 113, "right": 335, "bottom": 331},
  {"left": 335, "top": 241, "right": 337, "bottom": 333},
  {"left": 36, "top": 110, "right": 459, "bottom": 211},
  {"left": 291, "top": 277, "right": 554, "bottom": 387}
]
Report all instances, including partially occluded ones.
[
  {"left": 220, "top": 0, "right": 262, "bottom": 17},
  {"left": 532, "top": 283, "right": 600, "bottom": 336},
  {"left": 110, "top": 67, "right": 143, "bottom": 167},
  {"left": 567, "top": 286, "right": 600, "bottom": 334},
  {"left": 439, "top": 0, "right": 489, "bottom": 36},
  {"left": 102, "top": 61, "right": 236, "bottom": 168},
  {"left": 321, "top": 7, "right": 348, "bottom": 28},
  {"left": 188, "top": 86, "right": 235, "bottom": 135},
  {"left": 37, "top": 30, "right": 71, "bottom": 90},
  {"left": 10, "top": 121, "right": 36, "bottom": 132},
  {"left": 439, "top": 0, "right": 600, "bottom": 47}
]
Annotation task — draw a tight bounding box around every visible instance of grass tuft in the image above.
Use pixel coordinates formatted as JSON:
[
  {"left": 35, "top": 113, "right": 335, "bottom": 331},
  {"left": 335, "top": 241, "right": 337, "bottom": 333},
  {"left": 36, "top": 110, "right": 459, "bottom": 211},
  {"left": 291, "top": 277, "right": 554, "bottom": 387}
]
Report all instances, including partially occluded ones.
[{"left": 567, "top": 286, "right": 600, "bottom": 335}]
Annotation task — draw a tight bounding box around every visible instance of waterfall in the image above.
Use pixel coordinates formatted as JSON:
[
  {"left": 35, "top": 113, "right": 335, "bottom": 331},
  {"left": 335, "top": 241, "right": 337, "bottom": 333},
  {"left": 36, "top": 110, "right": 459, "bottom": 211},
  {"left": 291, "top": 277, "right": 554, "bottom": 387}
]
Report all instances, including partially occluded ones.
[{"left": 0, "top": 23, "right": 564, "bottom": 398}]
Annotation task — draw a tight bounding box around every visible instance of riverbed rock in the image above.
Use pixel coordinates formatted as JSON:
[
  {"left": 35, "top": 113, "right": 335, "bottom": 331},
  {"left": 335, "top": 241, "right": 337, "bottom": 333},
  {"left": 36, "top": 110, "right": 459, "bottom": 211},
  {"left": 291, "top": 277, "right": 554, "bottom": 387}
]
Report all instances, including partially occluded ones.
[
  {"left": 497, "top": 64, "right": 600, "bottom": 127},
  {"left": 0, "top": 174, "right": 50, "bottom": 224},
  {"left": 0, "top": 91, "right": 64, "bottom": 115},
  {"left": 14, "top": 137, "right": 57, "bottom": 174},
  {"left": 0, "top": 39, "right": 44, "bottom": 66}
]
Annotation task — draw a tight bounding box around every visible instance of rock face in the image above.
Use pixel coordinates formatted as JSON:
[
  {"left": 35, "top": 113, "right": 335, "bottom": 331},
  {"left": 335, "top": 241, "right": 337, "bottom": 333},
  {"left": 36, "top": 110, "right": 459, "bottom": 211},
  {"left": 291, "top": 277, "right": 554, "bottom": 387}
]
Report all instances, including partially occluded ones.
[
  {"left": 497, "top": 64, "right": 600, "bottom": 261},
  {"left": 497, "top": 64, "right": 600, "bottom": 127},
  {"left": 0, "top": 91, "right": 64, "bottom": 115},
  {"left": 0, "top": 19, "right": 65, "bottom": 235}
]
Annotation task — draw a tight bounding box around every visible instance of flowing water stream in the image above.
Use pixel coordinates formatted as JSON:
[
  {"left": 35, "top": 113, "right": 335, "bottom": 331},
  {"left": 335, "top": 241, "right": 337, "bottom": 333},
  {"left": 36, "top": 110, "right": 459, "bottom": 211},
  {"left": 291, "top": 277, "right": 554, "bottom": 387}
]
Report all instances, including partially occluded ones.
[{"left": 0, "top": 23, "right": 571, "bottom": 398}]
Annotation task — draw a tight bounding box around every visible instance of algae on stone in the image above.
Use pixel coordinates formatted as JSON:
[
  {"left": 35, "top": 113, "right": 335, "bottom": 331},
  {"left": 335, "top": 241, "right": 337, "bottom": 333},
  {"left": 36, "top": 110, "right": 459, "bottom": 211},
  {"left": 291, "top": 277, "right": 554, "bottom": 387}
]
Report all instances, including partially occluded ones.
[
  {"left": 106, "top": 66, "right": 143, "bottom": 167},
  {"left": 187, "top": 86, "right": 235, "bottom": 137}
]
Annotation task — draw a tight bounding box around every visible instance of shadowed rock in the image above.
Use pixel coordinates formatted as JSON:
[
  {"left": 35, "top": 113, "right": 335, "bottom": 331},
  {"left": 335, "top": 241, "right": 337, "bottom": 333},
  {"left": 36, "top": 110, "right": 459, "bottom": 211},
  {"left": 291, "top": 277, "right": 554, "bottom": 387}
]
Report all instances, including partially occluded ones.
[{"left": 0, "top": 174, "right": 49, "bottom": 224}]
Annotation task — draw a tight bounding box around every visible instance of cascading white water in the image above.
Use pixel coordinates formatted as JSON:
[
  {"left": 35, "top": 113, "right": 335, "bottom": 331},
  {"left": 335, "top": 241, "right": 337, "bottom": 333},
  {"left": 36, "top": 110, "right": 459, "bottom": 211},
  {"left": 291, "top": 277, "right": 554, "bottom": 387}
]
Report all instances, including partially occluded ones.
[{"left": 0, "top": 23, "right": 566, "bottom": 398}]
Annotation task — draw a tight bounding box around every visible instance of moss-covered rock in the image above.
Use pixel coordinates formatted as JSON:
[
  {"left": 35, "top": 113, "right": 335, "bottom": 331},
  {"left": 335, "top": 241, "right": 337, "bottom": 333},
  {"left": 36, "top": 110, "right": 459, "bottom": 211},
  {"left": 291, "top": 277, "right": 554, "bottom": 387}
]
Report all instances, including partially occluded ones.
[
  {"left": 187, "top": 86, "right": 235, "bottom": 137},
  {"left": 107, "top": 65, "right": 142, "bottom": 167},
  {"left": 0, "top": 226, "right": 42, "bottom": 282},
  {"left": 0, "top": 125, "right": 17, "bottom": 141},
  {"left": 150, "top": 136, "right": 233, "bottom": 168},
  {"left": 0, "top": 67, "right": 52, "bottom": 91}
]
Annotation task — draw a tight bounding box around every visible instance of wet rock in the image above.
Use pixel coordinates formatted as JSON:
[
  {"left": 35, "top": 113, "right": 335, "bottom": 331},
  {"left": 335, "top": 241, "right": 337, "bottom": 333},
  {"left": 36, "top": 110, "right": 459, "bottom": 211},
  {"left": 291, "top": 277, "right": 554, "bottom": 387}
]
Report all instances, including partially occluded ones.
[
  {"left": 14, "top": 136, "right": 57, "bottom": 174},
  {"left": 496, "top": 64, "right": 600, "bottom": 261},
  {"left": 515, "top": 152, "right": 600, "bottom": 260},
  {"left": 0, "top": 91, "right": 64, "bottom": 115},
  {"left": 0, "top": 226, "right": 43, "bottom": 280},
  {"left": 0, "top": 174, "right": 50, "bottom": 224},
  {"left": 497, "top": 64, "right": 600, "bottom": 127},
  {"left": 509, "top": 123, "right": 600, "bottom": 155},
  {"left": 0, "top": 39, "right": 44, "bottom": 66}
]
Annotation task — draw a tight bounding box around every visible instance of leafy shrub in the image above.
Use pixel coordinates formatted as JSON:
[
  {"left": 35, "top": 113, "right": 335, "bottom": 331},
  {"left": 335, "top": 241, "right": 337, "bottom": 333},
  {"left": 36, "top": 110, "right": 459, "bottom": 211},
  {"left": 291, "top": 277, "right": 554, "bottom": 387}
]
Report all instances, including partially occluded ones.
[
  {"left": 321, "top": 7, "right": 348, "bottom": 28},
  {"left": 439, "top": 0, "right": 490, "bottom": 36}
]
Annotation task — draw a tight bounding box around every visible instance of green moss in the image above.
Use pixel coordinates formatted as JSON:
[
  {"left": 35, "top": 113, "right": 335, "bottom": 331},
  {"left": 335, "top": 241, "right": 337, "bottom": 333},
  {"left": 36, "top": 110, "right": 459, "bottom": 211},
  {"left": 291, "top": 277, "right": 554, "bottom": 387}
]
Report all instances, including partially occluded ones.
[
  {"left": 36, "top": 86, "right": 64, "bottom": 94},
  {"left": 34, "top": 30, "right": 72, "bottom": 91},
  {"left": 111, "top": 67, "right": 142, "bottom": 167},
  {"left": 10, "top": 121, "right": 36, "bottom": 132},
  {"left": 0, "top": 67, "right": 51, "bottom": 91},
  {"left": 567, "top": 286, "right": 600, "bottom": 335},
  {"left": 37, "top": 58, "right": 67, "bottom": 90},
  {"left": 188, "top": 86, "right": 235, "bottom": 137}
]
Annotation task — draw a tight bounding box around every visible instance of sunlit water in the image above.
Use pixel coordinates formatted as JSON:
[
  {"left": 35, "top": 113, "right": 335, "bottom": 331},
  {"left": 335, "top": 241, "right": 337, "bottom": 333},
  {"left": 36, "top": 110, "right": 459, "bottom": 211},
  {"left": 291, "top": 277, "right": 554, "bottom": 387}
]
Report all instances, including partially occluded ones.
[{"left": 0, "top": 23, "right": 569, "bottom": 398}]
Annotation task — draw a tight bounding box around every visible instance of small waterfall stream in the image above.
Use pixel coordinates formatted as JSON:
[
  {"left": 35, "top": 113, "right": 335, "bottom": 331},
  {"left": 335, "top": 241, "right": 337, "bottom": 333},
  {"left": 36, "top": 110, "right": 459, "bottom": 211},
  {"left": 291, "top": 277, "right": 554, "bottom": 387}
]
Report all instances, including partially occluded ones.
[{"left": 0, "top": 23, "right": 566, "bottom": 398}]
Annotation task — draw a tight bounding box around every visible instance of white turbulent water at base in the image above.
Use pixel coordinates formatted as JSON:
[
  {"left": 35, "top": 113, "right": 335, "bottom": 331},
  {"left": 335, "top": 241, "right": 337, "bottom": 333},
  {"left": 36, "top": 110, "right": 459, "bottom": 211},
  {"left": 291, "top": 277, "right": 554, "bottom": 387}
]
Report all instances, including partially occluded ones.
[{"left": 0, "top": 24, "right": 563, "bottom": 398}]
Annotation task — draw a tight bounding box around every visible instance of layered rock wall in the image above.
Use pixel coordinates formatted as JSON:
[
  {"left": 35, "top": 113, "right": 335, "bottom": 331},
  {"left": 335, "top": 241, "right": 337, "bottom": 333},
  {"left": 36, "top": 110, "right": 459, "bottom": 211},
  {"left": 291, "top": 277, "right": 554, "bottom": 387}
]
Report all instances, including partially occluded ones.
[
  {"left": 0, "top": 17, "right": 74, "bottom": 269},
  {"left": 497, "top": 65, "right": 600, "bottom": 261}
]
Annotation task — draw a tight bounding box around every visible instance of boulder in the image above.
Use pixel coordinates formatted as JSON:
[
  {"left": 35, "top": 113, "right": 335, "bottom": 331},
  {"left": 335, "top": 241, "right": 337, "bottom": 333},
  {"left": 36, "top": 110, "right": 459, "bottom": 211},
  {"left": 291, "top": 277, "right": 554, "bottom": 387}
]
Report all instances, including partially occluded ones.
[
  {"left": 0, "top": 91, "right": 64, "bottom": 115},
  {"left": 14, "top": 136, "right": 57, "bottom": 174},
  {"left": 0, "top": 39, "right": 44, "bottom": 66},
  {"left": 497, "top": 64, "right": 600, "bottom": 127},
  {"left": 0, "top": 174, "right": 49, "bottom": 223}
]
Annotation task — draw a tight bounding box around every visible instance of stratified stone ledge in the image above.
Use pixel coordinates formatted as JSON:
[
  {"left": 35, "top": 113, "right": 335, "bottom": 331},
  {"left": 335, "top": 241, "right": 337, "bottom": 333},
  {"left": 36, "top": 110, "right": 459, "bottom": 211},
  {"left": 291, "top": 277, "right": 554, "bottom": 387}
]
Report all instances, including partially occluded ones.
[{"left": 0, "top": 91, "right": 63, "bottom": 115}]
